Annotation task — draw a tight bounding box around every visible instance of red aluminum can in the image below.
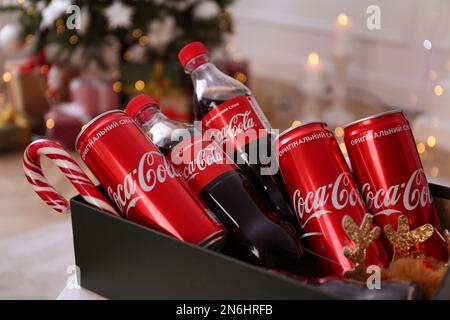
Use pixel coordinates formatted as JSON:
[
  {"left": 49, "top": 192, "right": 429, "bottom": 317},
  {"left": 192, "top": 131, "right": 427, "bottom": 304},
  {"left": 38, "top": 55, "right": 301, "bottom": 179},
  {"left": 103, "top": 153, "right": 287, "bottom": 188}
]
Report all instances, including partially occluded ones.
[
  {"left": 344, "top": 110, "right": 448, "bottom": 261},
  {"left": 274, "top": 122, "right": 388, "bottom": 276},
  {"left": 75, "top": 110, "right": 225, "bottom": 249}
]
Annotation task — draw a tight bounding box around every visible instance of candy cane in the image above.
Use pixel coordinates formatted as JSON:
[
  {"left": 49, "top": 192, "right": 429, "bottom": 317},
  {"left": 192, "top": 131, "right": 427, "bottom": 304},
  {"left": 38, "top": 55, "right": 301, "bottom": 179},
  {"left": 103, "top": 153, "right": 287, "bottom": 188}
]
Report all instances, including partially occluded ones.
[{"left": 23, "top": 139, "right": 119, "bottom": 216}]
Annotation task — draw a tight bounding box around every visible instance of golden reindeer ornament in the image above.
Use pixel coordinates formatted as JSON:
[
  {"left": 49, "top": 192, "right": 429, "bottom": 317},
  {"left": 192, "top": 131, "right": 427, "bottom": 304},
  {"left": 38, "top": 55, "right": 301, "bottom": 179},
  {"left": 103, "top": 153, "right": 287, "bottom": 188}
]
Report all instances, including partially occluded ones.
[
  {"left": 384, "top": 215, "right": 434, "bottom": 259},
  {"left": 342, "top": 213, "right": 381, "bottom": 281}
]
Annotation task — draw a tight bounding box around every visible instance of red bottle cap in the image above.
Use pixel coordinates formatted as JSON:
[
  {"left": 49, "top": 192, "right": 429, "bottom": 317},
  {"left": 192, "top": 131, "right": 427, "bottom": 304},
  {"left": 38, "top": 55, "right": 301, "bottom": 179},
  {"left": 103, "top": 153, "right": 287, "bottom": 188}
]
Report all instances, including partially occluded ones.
[
  {"left": 125, "top": 94, "right": 159, "bottom": 118},
  {"left": 178, "top": 42, "right": 209, "bottom": 68}
]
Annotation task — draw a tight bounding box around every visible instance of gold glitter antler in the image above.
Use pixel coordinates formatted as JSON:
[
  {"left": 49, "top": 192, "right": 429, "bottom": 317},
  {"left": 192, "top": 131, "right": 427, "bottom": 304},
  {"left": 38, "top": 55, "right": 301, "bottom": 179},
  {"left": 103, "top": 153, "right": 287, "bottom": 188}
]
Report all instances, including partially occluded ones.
[
  {"left": 444, "top": 229, "right": 450, "bottom": 259},
  {"left": 384, "top": 215, "right": 434, "bottom": 259},
  {"left": 342, "top": 214, "right": 381, "bottom": 280}
]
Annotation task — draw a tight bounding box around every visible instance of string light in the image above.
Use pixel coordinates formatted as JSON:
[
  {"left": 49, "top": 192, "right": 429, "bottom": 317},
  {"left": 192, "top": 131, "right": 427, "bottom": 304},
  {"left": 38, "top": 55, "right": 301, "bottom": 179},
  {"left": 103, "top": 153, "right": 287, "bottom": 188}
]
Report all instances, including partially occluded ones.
[
  {"left": 46, "top": 119, "right": 55, "bottom": 129},
  {"left": 291, "top": 120, "right": 302, "bottom": 127},
  {"left": 334, "top": 127, "right": 344, "bottom": 137},
  {"left": 307, "top": 52, "right": 320, "bottom": 66},
  {"left": 56, "top": 19, "right": 64, "bottom": 27},
  {"left": 434, "top": 84, "right": 443, "bottom": 96},
  {"left": 423, "top": 40, "right": 432, "bottom": 50},
  {"left": 234, "top": 72, "right": 247, "bottom": 83},
  {"left": 431, "top": 166, "right": 439, "bottom": 177},
  {"left": 417, "top": 142, "right": 426, "bottom": 154},
  {"left": 139, "top": 35, "right": 149, "bottom": 46},
  {"left": 135, "top": 80, "right": 145, "bottom": 91},
  {"left": 69, "top": 35, "right": 78, "bottom": 45},
  {"left": 2, "top": 72, "right": 12, "bottom": 83},
  {"left": 337, "top": 13, "right": 349, "bottom": 27},
  {"left": 339, "top": 142, "right": 347, "bottom": 154},
  {"left": 40, "top": 64, "right": 49, "bottom": 75},
  {"left": 123, "top": 51, "right": 131, "bottom": 61},
  {"left": 132, "top": 28, "right": 143, "bottom": 38},
  {"left": 427, "top": 135, "right": 436, "bottom": 147},
  {"left": 56, "top": 26, "right": 65, "bottom": 34},
  {"left": 112, "top": 81, "right": 122, "bottom": 93}
]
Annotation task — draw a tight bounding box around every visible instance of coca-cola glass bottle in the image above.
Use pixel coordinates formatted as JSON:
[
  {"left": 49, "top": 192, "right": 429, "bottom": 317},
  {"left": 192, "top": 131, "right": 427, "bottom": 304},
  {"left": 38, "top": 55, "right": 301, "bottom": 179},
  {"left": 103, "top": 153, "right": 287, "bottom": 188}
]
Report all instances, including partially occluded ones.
[
  {"left": 178, "top": 42, "right": 296, "bottom": 224},
  {"left": 125, "top": 95, "right": 303, "bottom": 268}
]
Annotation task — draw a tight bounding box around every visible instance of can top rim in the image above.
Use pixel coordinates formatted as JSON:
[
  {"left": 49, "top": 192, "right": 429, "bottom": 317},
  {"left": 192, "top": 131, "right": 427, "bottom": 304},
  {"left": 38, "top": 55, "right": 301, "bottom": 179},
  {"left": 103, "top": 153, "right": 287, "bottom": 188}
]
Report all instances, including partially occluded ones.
[
  {"left": 75, "top": 110, "right": 125, "bottom": 151},
  {"left": 343, "top": 109, "right": 403, "bottom": 129},
  {"left": 272, "top": 121, "right": 326, "bottom": 146}
]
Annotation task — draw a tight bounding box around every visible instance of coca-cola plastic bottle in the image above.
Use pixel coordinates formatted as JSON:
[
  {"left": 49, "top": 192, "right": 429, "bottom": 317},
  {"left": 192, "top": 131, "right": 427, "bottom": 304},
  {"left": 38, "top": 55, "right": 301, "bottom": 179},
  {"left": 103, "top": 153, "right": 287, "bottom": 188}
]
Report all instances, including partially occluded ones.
[
  {"left": 125, "top": 95, "right": 303, "bottom": 268},
  {"left": 178, "top": 42, "right": 296, "bottom": 223}
]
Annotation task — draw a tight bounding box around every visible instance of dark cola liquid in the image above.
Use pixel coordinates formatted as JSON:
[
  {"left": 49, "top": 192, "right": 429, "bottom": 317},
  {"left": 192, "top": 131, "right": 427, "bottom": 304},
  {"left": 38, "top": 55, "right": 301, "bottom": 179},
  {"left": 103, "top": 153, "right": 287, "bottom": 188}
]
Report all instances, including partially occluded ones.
[
  {"left": 156, "top": 138, "right": 181, "bottom": 156},
  {"left": 158, "top": 132, "right": 302, "bottom": 267},
  {"left": 199, "top": 170, "right": 303, "bottom": 268},
  {"left": 156, "top": 126, "right": 195, "bottom": 156},
  {"left": 196, "top": 87, "right": 298, "bottom": 226},
  {"left": 196, "top": 86, "right": 248, "bottom": 118}
]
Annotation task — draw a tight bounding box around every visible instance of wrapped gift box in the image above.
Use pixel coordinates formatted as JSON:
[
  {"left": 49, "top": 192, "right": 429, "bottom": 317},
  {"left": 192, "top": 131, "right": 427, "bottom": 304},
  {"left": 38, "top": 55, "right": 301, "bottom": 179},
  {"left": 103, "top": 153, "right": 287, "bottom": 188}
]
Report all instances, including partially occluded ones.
[
  {"left": 70, "top": 78, "right": 119, "bottom": 117},
  {"left": 0, "top": 105, "right": 36, "bottom": 152},
  {"left": 4, "top": 59, "right": 49, "bottom": 118},
  {"left": 44, "top": 103, "right": 90, "bottom": 149},
  {"left": 0, "top": 123, "right": 25, "bottom": 152},
  {"left": 69, "top": 183, "right": 450, "bottom": 299}
]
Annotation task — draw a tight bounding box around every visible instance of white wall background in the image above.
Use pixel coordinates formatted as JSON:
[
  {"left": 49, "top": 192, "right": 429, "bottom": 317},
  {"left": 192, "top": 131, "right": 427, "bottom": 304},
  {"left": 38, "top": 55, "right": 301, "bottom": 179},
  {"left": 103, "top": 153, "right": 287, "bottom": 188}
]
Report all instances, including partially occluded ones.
[{"left": 230, "top": 0, "right": 450, "bottom": 112}]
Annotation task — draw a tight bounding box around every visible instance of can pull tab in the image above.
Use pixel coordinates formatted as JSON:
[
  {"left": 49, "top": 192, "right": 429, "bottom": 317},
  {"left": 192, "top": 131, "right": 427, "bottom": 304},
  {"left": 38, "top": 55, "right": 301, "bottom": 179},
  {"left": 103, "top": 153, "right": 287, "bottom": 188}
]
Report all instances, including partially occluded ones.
[{"left": 23, "top": 139, "right": 119, "bottom": 216}]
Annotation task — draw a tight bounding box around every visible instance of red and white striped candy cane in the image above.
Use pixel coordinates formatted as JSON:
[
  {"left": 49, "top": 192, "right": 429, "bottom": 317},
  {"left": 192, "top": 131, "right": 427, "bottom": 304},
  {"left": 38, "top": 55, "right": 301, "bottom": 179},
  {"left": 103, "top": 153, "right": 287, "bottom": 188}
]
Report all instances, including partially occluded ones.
[{"left": 23, "top": 139, "right": 119, "bottom": 216}]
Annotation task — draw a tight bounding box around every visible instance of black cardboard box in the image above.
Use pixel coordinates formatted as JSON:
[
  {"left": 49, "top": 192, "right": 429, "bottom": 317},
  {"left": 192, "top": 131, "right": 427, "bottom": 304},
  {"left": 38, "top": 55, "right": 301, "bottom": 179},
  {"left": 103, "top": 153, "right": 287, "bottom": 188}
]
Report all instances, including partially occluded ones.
[{"left": 70, "top": 183, "right": 450, "bottom": 300}]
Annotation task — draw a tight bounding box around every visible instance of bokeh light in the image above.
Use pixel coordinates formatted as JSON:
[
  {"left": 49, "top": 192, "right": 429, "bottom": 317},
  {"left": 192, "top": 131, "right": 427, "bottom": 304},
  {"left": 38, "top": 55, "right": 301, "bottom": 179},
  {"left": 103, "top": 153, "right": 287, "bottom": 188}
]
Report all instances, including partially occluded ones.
[
  {"left": 46, "top": 119, "right": 55, "bottom": 129},
  {"left": 417, "top": 142, "right": 426, "bottom": 154},
  {"left": 307, "top": 52, "right": 320, "bottom": 66},
  {"left": 431, "top": 166, "right": 439, "bottom": 177},
  {"left": 135, "top": 80, "right": 145, "bottom": 91},
  {"left": 2, "top": 72, "right": 12, "bottom": 83},
  {"left": 427, "top": 135, "right": 436, "bottom": 147},
  {"left": 434, "top": 85, "right": 443, "bottom": 96},
  {"left": 337, "top": 13, "right": 349, "bottom": 26},
  {"left": 334, "top": 127, "right": 344, "bottom": 137}
]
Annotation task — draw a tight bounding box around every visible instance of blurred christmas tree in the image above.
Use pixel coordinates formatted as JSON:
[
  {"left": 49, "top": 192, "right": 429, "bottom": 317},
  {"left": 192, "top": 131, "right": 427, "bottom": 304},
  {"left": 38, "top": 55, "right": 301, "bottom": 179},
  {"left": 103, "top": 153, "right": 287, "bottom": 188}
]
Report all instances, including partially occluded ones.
[{"left": 0, "top": 0, "right": 234, "bottom": 101}]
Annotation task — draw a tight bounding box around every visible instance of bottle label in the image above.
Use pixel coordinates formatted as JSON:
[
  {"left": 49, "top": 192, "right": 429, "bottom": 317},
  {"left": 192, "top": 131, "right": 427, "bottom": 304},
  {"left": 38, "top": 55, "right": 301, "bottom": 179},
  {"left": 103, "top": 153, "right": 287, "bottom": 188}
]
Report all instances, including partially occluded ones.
[
  {"left": 168, "top": 135, "right": 238, "bottom": 194},
  {"left": 202, "top": 94, "right": 271, "bottom": 153}
]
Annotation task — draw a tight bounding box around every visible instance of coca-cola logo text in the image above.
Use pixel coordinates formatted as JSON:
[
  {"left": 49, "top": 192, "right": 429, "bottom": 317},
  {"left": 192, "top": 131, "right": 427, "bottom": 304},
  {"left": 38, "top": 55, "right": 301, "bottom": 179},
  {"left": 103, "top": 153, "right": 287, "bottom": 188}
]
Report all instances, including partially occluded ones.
[
  {"left": 361, "top": 169, "right": 432, "bottom": 216},
  {"left": 174, "top": 142, "right": 225, "bottom": 182},
  {"left": 292, "top": 172, "right": 363, "bottom": 228},
  {"left": 107, "top": 151, "right": 176, "bottom": 216},
  {"left": 206, "top": 110, "right": 256, "bottom": 144}
]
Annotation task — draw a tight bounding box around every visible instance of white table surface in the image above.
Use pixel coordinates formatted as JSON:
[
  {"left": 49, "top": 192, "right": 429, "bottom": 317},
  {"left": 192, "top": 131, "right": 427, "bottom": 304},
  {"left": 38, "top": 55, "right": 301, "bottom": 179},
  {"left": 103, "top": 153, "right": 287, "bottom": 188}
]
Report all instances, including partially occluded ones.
[{"left": 57, "top": 285, "right": 106, "bottom": 300}]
